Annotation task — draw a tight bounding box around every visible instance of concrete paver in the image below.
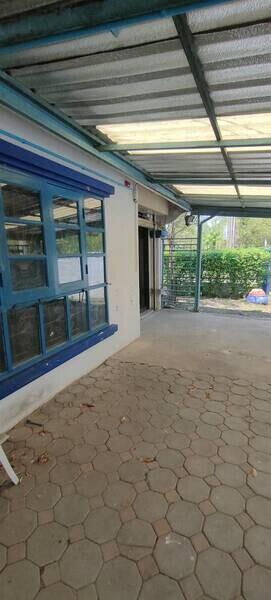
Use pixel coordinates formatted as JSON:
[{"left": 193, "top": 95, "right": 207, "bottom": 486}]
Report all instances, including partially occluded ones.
[{"left": 1, "top": 330, "right": 271, "bottom": 600}]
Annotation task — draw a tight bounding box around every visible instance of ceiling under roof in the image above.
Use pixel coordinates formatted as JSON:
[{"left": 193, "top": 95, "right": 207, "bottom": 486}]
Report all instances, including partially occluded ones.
[{"left": 1, "top": 0, "right": 271, "bottom": 214}]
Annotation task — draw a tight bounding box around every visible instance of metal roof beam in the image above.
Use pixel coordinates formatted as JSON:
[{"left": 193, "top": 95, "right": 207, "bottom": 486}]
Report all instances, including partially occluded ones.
[
  {"left": 0, "top": 70, "right": 190, "bottom": 212},
  {"left": 172, "top": 14, "right": 241, "bottom": 201},
  {"left": 154, "top": 178, "right": 271, "bottom": 185},
  {"left": 99, "top": 139, "right": 271, "bottom": 151},
  {"left": 0, "top": 0, "right": 235, "bottom": 52},
  {"left": 191, "top": 206, "right": 271, "bottom": 218}
]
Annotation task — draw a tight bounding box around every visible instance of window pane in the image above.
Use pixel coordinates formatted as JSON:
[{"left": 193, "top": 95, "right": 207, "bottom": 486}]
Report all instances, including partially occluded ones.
[
  {"left": 87, "top": 256, "right": 105, "bottom": 286},
  {"left": 5, "top": 223, "right": 44, "bottom": 255},
  {"left": 53, "top": 198, "right": 78, "bottom": 224},
  {"left": 56, "top": 228, "right": 80, "bottom": 255},
  {"left": 10, "top": 259, "right": 47, "bottom": 291},
  {"left": 86, "top": 231, "right": 104, "bottom": 254},
  {"left": 58, "top": 257, "right": 82, "bottom": 284},
  {"left": 69, "top": 292, "right": 88, "bottom": 337},
  {"left": 84, "top": 198, "right": 103, "bottom": 228},
  {"left": 8, "top": 304, "right": 40, "bottom": 365},
  {"left": 2, "top": 184, "right": 41, "bottom": 221},
  {"left": 0, "top": 317, "right": 6, "bottom": 372},
  {"left": 44, "top": 298, "right": 67, "bottom": 349},
  {"left": 89, "top": 287, "right": 107, "bottom": 330}
]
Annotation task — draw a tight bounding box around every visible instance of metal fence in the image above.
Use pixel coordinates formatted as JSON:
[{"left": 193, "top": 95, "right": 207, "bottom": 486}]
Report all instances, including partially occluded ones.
[{"left": 162, "top": 237, "right": 197, "bottom": 310}]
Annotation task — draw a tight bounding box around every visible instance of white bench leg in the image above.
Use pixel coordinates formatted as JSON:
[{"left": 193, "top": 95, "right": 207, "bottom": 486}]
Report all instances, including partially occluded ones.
[{"left": 0, "top": 445, "right": 19, "bottom": 485}]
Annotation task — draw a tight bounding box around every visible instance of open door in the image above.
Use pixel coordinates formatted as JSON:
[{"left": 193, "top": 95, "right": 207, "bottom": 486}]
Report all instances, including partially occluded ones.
[{"left": 138, "top": 226, "right": 149, "bottom": 312}]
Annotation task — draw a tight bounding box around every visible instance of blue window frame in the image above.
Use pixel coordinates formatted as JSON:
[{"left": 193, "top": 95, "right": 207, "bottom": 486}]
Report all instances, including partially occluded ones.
[{"left": 0, "top": 148, "right": 115, "bottom": 389}]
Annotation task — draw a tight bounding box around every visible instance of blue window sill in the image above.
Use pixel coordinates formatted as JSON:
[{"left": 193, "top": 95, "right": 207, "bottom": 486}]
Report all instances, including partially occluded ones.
[{"left": 0, "top": 324, "right": 118, "bottom": 401}]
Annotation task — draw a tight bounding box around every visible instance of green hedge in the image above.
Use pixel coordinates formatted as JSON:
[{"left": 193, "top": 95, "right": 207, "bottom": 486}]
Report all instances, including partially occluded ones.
[{"left": 164, "top": 248, "right": 270, "bottom": 298}]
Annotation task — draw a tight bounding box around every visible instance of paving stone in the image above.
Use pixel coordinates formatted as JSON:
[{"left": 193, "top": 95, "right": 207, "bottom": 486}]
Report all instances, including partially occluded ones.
[
  {"left": 104, "top": 481, "right": 136, "bottom": 510},
  {"left": 148, "top": 468, "right": 177, "bottom": 493},
  {"left": 210, "top": 485, "right": 245, "bottom": 515},
  {"left": 172, "top": 419, "right": 196, "bottom": 434},
  {"left": 247, "top": 470, "right": 271, "bottom": 498},
  {"left": 232, "top": 547, "right": 254, "bottom": 572},
  {"left": 27, "top": 522, "right": 68, "bottom": 566},
  {"left": 245, "top": 525, "right": 271, "bottom": 567},
  {"left": 0, "top": 496, "right": 9, "bottom": 521},
  {"left": 179, "top": 407, "right": 200, "bottom": 421},
  {"left": 247, "top": 495, "right": 271, "bottom": 527},
  {"left": 221, "top": 430, "right": 248, "bottom": 447},
  {"left": 156, "top": 448, "right": 184, "bottom": 469},
  {"left": 41, "top": 561, "right": 60, "bottom": 586},
  {"left": 93, "top": 451, "right": 121, "bottom": 473},
  {"left": 243, "top": 565, "right": 271, "bottom": 600},
  {"left": 69, "top": 444, "right": 96, "bottom": 464},
  {"left": 118, "top": 460, "right": 148, "bottom": 483},
  {"left": 118, "top": 518, "right": 156, "bottom": 559},
  {"left": 191, "top": 438, "right": 217, "bottom": 457},
  {"left": 0, "top": 559, "right": 40, "bottom": 600},
  {"left": 0, "top": 544, "right": 7, "bottom": 571},
  {"left": 85, "top": 428, "right": 109, "bottom": 445},
  {"left": 76, "top": 471, "right": 107, "bottom": 497},
  {"left": 215, "top": 463, "right": 246, "bottom": 487},
  {"left": 224, "top": 417, "right": 248, "bottom": 432},
  {"left": 196, "top": 423, "right": 220, "bottom": 440},
  {"left": 133, "top": 441, "right": 157, "bottom": 460},
  {"left": 85, "top": 506, "right": 121, "bottom": 543},
  {"left": 139, "top": 574, "right": 185, "bottom": 600},
  {"left": 180, "top": 574, "right": 203, "bottom": 600},
  {"left": 27, "top": 483, "right": 61, "bottom": 511},
  {"left": 165, "top": 432, "right": 190, "bottom": 450},
  {"left": 185, "top": 455, "right": 214, "bottom": 478},
  {"left": 36, "top": 582, "right": 75, "bottom": 599},
  {"left": 154, "top": 532, "right": 196, "bottom": 579},
  {"left": 204, "top": 512, "right": 243, "bottom": 552},
  {"left": 97, "top": 556, "right": 141, "bottom": 600},
  {"left": 138, "top": 555, "right": 159, "bottom": 581},
  {"left": 9, "top": 426, "right": 32, "bottom": 442},
  {"left": 0, "top": 508, "right": 37, "bottom": 546},
  {"left": 201, "top": 412, "right": 224, "bottom": 426},
  {"left": 178, "top": 475, "right": 210, "bottom": 503},
  {"left": 108, "top": 434, "right": 133, "bottom": 453},
  {"left": 250, "top": 434, "right": 271, "bottom": 453},
  {"left": 119, "top": 421, "right": 143, "bottom": 436},
  {"left": 167, "top": 500, "right": 203, "bottom": 537},
  {"left": 50, "top": 463, "right": 80, "bottom": 486},
  {"left": 196, "top": 547, "right": 241, "bottom": 600},
  {"left": 218, "top": 445, "right": 247, "bottom": 465},
  {"left": 248, "top": 450, "right": 271, "bottom": 474},
  {"left": 49, "top": 438, "right": 73, "bottom": 457},
  {"left": 134, "top": 491, "right": 168, "bottom": 522},
  {"left": 102, "top": 540, "right": 119, "bottom": 561},
  {"left": 54, "top": 494, "right": 89, "bottom": 526},
  {"left": 60, "top": 539, "right": 102, "bottom": 589}
]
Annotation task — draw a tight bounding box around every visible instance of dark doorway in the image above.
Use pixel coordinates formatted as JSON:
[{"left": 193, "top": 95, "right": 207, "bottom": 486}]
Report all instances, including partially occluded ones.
[{"left": 138, "top": 226, "right": 150, "bottom": 312}]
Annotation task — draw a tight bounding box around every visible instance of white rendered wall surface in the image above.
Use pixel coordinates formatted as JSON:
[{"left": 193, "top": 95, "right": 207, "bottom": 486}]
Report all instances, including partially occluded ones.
[{"left": 0, "top": 107, "right": 140, "bottom": 432}]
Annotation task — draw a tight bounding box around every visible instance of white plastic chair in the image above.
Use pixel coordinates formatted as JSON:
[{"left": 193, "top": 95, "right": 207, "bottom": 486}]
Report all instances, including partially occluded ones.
[{"left": 0, "top": 434, "right": 19, "bottom": 485}]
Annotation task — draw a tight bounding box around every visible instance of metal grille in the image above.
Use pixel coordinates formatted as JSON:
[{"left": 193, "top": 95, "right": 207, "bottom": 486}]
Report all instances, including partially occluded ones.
[{"left": 162, "top": 236, "right": 197, "bottom": 309}]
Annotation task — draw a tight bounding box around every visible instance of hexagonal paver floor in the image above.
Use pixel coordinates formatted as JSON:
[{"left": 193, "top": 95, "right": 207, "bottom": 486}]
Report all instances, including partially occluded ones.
[{"left": 1, "top": 357, "right": 271, "bottom": 599}]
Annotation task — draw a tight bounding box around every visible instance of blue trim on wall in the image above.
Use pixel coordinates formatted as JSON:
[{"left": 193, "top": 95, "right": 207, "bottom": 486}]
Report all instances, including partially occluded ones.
[
  {"left": 0, "top": 323, "right": 118, "bottom": 401},
  {"left": 0, "top": 138, "right": 114, "bottom": 198}
]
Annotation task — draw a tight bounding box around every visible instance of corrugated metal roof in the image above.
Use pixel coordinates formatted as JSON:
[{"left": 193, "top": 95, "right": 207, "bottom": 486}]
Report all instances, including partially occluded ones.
[{"left": 1, "top": 0, "right": 271, "bottom": 212}]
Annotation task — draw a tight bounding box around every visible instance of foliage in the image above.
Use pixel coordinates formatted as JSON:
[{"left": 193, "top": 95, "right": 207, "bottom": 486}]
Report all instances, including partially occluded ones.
[{"left": 163, "top": 247, "right": 270, "bottom": 299}]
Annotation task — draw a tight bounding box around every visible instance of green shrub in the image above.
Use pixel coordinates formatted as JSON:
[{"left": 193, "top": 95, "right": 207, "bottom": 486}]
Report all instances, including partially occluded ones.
[{"left": 163, "top": 247, "right": 270, "bottom": 299}]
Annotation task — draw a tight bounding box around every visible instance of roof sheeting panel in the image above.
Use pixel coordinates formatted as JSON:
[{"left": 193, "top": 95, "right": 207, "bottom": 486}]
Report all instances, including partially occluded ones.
[{"left": 188, "top": 0, "right": 271, "bottom": 33}]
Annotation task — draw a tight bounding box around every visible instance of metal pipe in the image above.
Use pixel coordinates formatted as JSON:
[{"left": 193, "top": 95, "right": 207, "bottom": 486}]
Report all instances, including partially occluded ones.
[
  {"left": 153, "top": 215, "right": 156, "bottom": 311},
  {"left": 194, "top": 217, "right": 202, "bottom": 312},
  {"left": 0, "top": 0, "right": 235, "bottom": 54}
]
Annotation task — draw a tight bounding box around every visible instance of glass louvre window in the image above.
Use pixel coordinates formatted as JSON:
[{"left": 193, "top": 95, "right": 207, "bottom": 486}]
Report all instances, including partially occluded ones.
[
  {"left": 44, "top": 298, "right": 67, "bottom": 349},
  {"left": 10, "top": 259, "right": 47, "bottom": 291},
  {"left": 89, "top": 287, "right": 107, "bottom": 330},
  {"left": 53, "top": 198, "right": 78, "bottom": 224},
  {"left": 53, "top": 197, "right": 82, "bottom": 285},
  {"left": 69, "top": 292, "right": 88, "bottom": 337},
  {"left": 2, "top": 183, "right": 47, "bottom": 292},
  {"left": 2, "top": 185, "right": 41, "bottom": 220},
  {"left": 0, "top": 173, "right": 109, "bottom": 379},
  {"left": 84, "top": 198, "right": 103, "bottom": 228},
  {"left": 8, "top": 304, "right": 40, "bottom": 365}
]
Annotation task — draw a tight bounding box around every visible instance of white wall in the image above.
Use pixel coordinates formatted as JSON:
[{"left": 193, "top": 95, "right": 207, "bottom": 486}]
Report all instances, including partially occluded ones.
[{"left": 0, "top": 108, "right": 140, "bottom": 432}]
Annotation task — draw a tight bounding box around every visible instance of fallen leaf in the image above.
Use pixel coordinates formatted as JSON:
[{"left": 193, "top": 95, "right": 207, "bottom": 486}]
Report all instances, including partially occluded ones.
[{"left": 36, "top": 452, "right": 49, "bottom": 464}]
